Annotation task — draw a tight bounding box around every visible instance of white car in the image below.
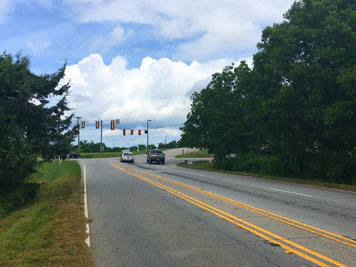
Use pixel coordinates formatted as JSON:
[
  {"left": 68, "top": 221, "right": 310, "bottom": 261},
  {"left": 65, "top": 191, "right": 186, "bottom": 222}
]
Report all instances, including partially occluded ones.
[{"left": 120, "top": 152, "right": 135, "bottom": 163}]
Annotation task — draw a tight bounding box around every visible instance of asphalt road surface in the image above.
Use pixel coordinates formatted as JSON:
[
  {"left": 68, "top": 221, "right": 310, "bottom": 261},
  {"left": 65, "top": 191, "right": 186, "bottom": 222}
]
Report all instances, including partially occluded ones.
[{"left": 81, "top": 153, "right": 356, "bottom": 267}]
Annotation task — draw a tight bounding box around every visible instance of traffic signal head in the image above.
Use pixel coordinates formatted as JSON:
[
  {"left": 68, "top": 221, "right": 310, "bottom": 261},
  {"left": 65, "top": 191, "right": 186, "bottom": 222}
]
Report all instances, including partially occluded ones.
[
  {"left": 123, "top": 129, "right": 126, "bottom": 136},
  {"left": 138, "top": 130, "right": 141, "bottom": 135},
  {"left": 111, "top": 120, "right": 115, "bottom": 130},
  {"left": 131, "top": 129, "right": 134, "bottom": 135},
  {"left": 96, "top": 121, "right": 100, "bottom": 129},
  {"left": 81, "top": 121, "right": 85, "bottom": 128}
]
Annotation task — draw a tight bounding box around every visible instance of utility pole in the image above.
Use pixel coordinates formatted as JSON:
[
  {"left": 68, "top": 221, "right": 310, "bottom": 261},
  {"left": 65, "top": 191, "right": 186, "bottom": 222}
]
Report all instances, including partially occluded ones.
[
  {"left": 100, "top": 120, "right": 103, "bottom": 153},
  {"left": 147, "top": 120, "right": 151, "bottom": 151}
]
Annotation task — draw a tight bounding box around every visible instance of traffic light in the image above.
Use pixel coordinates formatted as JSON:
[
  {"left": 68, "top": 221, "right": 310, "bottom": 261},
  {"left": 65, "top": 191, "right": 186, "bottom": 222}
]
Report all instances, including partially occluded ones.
[
  {"left": 96, "top": 121, "right": 100, "bottom": 129},
  {"left": 81, "top": 121, "right": 85, "bottom": 128},
  {"left": 138, "top": 130, "right": 141, "bottom": 135},
  {"left": 110, "top": 120, "right": 115, "bottom": 130},
  {"left": 123, "top": 129, "right": 126, "bottom": 136},
  {"left": 131, "top": 129, "right": 134, "bottom": 135}
]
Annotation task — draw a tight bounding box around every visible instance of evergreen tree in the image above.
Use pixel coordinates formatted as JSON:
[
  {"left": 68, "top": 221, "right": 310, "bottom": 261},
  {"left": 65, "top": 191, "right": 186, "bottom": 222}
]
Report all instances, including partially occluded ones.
[{"left": 0, "top": 52, "right": 76, "bottom": 215}]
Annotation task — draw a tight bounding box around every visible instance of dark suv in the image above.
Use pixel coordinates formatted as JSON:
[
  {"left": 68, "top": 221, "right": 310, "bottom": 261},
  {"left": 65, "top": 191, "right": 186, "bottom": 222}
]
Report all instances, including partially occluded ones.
[
  {"left": 147, "top": 150, "right": 165, "bottom": 164},
  {"left": 68, "top": 151, "right": 80, "bottom": 159}
]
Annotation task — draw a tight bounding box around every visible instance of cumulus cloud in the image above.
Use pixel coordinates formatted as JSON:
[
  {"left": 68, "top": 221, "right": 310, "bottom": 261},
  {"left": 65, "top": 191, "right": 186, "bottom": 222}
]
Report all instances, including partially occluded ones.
[
  {"left": 65, "top": 53, "right": 231, "bottom": 123},
  {"left": 64, "top": 53, "right": 233, "bottom": 145},
  {"left": 62, "top": 0, "right": 295, "bottom": 60}
]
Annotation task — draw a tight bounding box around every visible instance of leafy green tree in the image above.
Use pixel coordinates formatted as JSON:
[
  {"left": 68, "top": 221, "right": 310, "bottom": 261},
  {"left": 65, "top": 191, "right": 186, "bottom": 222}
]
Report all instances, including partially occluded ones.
[
  {"left": 79, "top": 141, "right": 108, "bottom": 153},
  {"left": 130, "top": 146, "right": 138, "bottom": 151},
  {"left": 138, "top": 144, "right": 147, "bottom": 151},
  {"left": 0, "top": 52, "right": 76, "bottom": 215},
  {"left": 147, "top": 144, "right": 156, "bottom": 150},
  {"left": 112, "top": 147, "right": 122, "bottom": 152},
  {"left": 176, "top": 139, "right": 183, "bottom": 148},
  {"left": 181, "top": 63, "right": 252, "bottom": 164},
  {"left": 253, "top": 0, "right": 356, "bottom": 181},
  {"left": 158, "top": 140, "right": 178, "bottom": 149},
  {"left": 181, "top": 0, "right": 356, "bottom": 183}
]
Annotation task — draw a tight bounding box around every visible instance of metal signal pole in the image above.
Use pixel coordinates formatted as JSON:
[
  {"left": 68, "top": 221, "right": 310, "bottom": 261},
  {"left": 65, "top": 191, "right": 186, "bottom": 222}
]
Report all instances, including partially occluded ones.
[
  {"left": 75, "top": 116, "right": 82, "bottom": 153},
  {"left": 100, "top": 120, "right": 103, "bottom": 152},
  {"left": 147, "top": 120, "right": 151, "bottom": 151}
]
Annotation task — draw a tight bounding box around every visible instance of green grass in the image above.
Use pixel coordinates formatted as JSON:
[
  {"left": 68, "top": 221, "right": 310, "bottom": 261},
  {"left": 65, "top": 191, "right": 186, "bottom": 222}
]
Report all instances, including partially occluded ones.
[
  {"left": 0, "top": 161, "right": 92, "bottom": 267},
  {"left": 175, "top": 150, "right": 214, "bottom": 158},
  {"left": 80, "top": 150, "right": 147, "bottom": 159},
  {"left": 177, "top": 161, "right": 356, "bottom": 192}
]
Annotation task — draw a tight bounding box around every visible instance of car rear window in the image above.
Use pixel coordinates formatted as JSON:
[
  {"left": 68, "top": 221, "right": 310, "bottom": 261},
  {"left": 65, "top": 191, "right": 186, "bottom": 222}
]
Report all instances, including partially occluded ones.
[{"left": 152, "top": 150, "right": 162, "bottom": 153}]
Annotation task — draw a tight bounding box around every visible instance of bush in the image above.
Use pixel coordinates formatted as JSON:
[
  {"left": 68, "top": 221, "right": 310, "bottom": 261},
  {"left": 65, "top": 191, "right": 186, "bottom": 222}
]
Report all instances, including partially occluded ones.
[
  {"left": 229, "top": 153, "right": 281, "bottom": 177},
  {"left": 0, "top": 183, "right": 40, "bottom": 218},
  {"left": 213, "top": 158, "right": 235, "bottom": 171}
]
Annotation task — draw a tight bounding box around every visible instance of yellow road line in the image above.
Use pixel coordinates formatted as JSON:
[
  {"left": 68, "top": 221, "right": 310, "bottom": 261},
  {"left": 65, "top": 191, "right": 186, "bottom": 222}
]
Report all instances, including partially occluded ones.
[
  {"left": 115, "top": 162, "right": 356, "bottom": 248},
  {"left": 110, "top": 162, "right": 349, "bottom": 267}
]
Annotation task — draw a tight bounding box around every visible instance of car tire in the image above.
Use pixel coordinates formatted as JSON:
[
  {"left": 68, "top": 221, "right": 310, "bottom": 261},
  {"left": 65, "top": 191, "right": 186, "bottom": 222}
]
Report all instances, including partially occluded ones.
[
  {"left": 162, "top": 161, "right": 165, "bottom": 165},
  {"left": 149, "top": 160, "right": 152, "bottom": 164}
]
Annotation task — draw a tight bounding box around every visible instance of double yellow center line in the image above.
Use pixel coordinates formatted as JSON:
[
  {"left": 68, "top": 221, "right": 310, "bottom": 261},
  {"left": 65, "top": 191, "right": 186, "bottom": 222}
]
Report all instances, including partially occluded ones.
[{"left": 110, "top": 162, "right": 351, "bottom": 267}]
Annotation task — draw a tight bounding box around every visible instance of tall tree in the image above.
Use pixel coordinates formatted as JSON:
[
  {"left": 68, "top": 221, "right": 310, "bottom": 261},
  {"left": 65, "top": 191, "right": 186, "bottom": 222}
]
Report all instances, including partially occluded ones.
[
  {"left": 0, "top": 52, "right": 76, "bottom": 214},
  {"left": 181, "top": 0, "right": 356, "bottom": 183},
  {"left": 181, "top": 63, "right": 252, "bottom": 163},
  {"left": 254, "top": 0, "right": 356, "bottom": 181}
]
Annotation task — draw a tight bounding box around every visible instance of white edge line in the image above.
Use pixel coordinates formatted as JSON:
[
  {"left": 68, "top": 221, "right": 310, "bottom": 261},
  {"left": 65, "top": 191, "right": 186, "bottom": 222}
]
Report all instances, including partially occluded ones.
[
  {"left": 268, "top": 187, "right": 313, "bottom": 198},
  {"left": 82, "top": 160, "right": 91, "bottom": 247}
]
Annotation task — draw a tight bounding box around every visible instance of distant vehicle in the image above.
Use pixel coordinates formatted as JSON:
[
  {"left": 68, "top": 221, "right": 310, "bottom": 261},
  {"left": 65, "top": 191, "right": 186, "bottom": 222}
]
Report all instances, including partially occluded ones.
[
  {"left": 147, "top": 149, "right": 165, "bottom": 164},
  {"left": 120, "top": 152, "right": 135, "bottom": 163},
  {"left": 68, "top": 151, "right": 80, "bottom": 159}
]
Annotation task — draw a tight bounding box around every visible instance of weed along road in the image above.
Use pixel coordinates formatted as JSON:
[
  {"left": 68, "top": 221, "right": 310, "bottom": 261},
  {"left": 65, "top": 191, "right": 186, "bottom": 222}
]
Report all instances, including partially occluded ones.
[{"left": 82, "top": 154, "right": 356, "bottom": 267}]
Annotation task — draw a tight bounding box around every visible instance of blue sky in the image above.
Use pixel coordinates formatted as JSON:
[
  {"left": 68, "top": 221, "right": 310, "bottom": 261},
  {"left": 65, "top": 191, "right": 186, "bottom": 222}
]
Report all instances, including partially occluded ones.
[
  {"left": 1, "top": 3, "right": 172, "bottom": 73},
  {"left": 0, "top": 0, "right": 295, "bottom": 148}
]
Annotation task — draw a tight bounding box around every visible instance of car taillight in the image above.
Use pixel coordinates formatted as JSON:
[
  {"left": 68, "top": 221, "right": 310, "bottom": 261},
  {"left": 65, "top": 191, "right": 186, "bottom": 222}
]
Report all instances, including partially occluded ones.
[
  {"left": 150, "top": 155, "right": 152, "bottom": 158},
  {"left": 164, "top": 154, "right": 166, "bottom": 158},
  {"left": 132, "top": 154, "right": 134, "bottom": 157}
]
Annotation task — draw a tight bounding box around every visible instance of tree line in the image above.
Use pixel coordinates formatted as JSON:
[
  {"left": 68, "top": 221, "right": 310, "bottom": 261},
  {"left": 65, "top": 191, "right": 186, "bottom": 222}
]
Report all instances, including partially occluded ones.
[
  {"left": 78, "top": 141, "right": 154, "bottom": 153},
  {"left": 181, "top": 0, "right": 356, "bottom": 184},
  {"left": 78, "top": 139, "right": 182, "bottom": 153}
]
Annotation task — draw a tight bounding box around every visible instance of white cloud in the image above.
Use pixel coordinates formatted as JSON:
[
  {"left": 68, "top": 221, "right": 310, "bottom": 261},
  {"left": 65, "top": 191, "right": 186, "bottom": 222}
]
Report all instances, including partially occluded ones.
[
  {"left": 64, "top": 53, "right": 234, "bottom": 145},
  {"left": 62, "top": 0, "right": 295, "bottom": 60},
  {"left": 0, "top": 0, "right": 12, "bottom": 23},
  {"left": 109, "top": 25, "right": 126, "bottom": 44},
  {"left": 26, "top": 40, "right": 51, "bottom": 53},
  {"left": 89, "top": 25, "right": 134, "bottom": 50}
]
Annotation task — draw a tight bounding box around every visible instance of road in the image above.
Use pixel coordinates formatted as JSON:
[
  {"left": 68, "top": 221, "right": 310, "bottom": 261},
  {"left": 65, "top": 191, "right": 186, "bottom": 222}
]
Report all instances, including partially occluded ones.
[{"left": 81, "top": 152, "right": 356, "bottom": 267}]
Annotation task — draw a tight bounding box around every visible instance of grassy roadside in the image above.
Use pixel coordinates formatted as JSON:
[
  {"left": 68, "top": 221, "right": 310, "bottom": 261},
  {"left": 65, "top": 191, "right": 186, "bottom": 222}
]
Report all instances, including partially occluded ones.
[
  {"left": 80, "top": 151, "right": 147, "bottom": 159},
  {"left": 0, "top": 161, "right": 92, "bottom": 266},
  {"left": 177, "top": 161, "right": 356, "bottom": 192}
]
